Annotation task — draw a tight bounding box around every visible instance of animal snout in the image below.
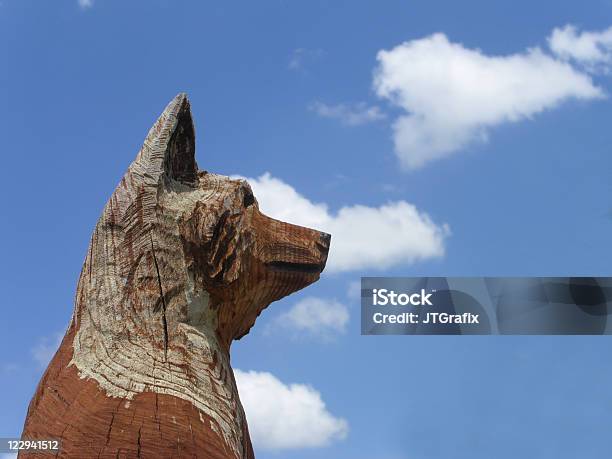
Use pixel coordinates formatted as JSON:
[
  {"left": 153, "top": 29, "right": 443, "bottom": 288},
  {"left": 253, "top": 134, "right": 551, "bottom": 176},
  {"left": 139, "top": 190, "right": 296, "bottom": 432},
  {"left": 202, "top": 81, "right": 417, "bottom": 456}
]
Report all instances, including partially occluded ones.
[{"left": 317, "top": 231, "right": 331, "bottom": 252}]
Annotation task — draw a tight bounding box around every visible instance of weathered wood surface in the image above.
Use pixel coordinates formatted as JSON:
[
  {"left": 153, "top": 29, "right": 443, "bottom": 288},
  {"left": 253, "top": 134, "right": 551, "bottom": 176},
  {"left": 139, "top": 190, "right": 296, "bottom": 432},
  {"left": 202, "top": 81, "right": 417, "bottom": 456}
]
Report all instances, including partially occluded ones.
[{"left": 20, "top": 94, "right": 330, "bottom": 458}]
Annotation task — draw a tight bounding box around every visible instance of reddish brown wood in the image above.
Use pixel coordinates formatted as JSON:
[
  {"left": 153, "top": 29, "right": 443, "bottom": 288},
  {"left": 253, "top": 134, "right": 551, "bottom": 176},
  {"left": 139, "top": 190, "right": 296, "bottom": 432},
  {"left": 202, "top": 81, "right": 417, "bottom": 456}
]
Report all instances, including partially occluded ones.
[{"left": 20, "top": 94, "right": 330, "bottom": 458}]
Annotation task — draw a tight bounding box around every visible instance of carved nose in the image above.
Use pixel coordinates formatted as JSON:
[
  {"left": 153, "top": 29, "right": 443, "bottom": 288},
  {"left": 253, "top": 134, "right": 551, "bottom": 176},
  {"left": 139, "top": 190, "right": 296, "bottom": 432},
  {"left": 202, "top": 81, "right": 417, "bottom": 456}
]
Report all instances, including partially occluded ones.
[{"left": 319, "top": 232, "right": 331, "bottom": 247}]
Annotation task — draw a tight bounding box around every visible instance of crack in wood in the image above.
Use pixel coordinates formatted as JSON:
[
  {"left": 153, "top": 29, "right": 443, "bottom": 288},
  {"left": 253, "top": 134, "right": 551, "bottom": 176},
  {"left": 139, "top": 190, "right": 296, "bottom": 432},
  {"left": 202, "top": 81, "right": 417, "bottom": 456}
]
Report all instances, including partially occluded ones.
[{"left": 149, "top": 231, "right": 169, "bottom": 362}]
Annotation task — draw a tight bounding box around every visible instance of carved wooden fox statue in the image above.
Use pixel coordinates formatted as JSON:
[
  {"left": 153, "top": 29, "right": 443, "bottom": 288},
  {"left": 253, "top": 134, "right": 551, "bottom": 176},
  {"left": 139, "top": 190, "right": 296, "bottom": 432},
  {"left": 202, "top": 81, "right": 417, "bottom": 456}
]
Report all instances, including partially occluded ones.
[{"left": 20, "top": 94, "right": 330, "bottom": 458}]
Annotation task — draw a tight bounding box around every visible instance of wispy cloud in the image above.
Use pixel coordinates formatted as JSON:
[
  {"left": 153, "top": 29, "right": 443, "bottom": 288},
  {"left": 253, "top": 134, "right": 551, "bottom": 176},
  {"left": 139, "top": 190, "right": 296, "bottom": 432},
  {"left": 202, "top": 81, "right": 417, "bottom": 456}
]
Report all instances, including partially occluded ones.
[
  {"left": 235, "top": 369, "right": 348, "bottom": 450},
  {"left": 271, "top": 297, "right": 349, "bottom": 338},
  {"left": 237, "top": 173, "right": 449, "bottom": 272},
  {"left": 309, "top": 101, "right": 386, "bottom": 126},
  {"left": 549, "top": 24, "right": 612, "bottom": 71},
  {"left": 1, "top": 363, "right": 19, "bottom": 375},
  {"left": 288, "top": 48, "right": 324, "bottom": 71},
  {"left": 346, "top": 281, "right": 360, "bottom": 300},
  {"left": 78, "top": 0, "right": 94, "bottom": 9},
  {"left": 31, "top": 333, "right": 62, "bottom": 367}
]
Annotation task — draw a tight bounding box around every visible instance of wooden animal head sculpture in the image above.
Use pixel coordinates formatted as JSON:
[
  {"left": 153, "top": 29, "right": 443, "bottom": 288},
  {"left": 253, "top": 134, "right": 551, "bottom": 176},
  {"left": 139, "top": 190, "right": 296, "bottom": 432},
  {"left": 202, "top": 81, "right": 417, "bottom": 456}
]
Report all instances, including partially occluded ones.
[{"left": 21, "top": 94, "right": 330, "bottom": 458}]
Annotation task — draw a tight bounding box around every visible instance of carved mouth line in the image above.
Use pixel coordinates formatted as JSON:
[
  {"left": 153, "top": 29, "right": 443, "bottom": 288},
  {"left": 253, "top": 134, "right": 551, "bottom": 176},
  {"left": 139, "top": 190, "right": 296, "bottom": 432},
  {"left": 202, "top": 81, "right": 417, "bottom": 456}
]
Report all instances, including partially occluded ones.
[{"left": 266, "top": 261, "right": 322, "bottom": 274}]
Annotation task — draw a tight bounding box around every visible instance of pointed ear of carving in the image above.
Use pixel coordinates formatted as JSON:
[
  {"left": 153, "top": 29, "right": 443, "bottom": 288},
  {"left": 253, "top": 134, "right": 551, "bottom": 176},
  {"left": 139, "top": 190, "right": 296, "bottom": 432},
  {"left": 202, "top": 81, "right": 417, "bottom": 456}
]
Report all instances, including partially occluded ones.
[
  {"left": 136, "top": 93, "right": 198, "bottom": 187},
  {"left": 162, "top": 93, "right": 198, "bottom": 185},
  {"left": 94, "top": 94, "right": 199, "bottom": 280},
  {"left": 102, "top": 94, "right": 199, "bottom": 243}
]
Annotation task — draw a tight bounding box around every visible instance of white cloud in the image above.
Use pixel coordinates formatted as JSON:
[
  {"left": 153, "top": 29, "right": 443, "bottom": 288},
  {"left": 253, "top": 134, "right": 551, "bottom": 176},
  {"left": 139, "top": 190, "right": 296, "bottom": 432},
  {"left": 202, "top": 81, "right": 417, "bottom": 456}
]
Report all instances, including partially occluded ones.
[
  {"left": 1, "top": 454, "right": 18, "bottom": 459},
  {"left": 235, "top": 369, "right": 348, "bottom": 450},
  {"left": 273, "top": 297, "right": 349, "bottom": 337},
  {"left": 549, "top": 24, "right": 612, "bottom": 68},
  {"left": 310, "top": 101, "right": 386, "bottom": 126},
  {"left": 78, "top": 0, "right": 93, "bottom": 9},
  {"left": 238, "top": 173, "right": 449, "bottom": 272},
  {"left": 31, "top": 333, "right": 62, "bottom": 367},
  {"left": 373, "top": 33, "right": 603, "bottom": 169}
]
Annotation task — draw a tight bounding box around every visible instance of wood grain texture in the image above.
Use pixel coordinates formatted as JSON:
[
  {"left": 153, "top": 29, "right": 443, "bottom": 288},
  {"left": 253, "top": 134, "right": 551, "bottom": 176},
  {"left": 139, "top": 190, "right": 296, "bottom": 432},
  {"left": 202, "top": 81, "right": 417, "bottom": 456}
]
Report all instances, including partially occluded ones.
[{"left": 20, "top": 94, "right": 330, "bottom": 459}]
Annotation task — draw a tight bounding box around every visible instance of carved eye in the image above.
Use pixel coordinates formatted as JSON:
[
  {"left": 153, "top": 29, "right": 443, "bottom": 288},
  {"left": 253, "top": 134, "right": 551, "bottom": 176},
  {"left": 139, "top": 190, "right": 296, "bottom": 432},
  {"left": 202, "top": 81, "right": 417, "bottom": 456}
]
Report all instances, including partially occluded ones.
[{"left": 243, "top": 191, "right": 255, "bottom": 208}]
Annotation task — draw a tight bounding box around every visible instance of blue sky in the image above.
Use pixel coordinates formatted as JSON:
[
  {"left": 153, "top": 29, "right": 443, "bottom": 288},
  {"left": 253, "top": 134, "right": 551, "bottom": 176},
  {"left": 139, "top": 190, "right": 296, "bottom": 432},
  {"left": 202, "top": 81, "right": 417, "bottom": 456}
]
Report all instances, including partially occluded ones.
[{"left": 1, "top": 1, "right": 612, "bottom": 458}]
